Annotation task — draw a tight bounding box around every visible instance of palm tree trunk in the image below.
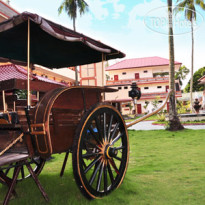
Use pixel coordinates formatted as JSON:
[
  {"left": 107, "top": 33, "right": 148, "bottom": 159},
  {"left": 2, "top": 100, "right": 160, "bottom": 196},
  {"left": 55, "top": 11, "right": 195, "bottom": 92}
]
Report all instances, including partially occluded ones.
[
  {"left": 167, "top": 0, "right": 184, "bottom": 130},
  {"left": 190, "top": 20, "right": 194, "bottom": 112},
  {"left": 73, "top": 18, "right": 76, "bottom": 32}
]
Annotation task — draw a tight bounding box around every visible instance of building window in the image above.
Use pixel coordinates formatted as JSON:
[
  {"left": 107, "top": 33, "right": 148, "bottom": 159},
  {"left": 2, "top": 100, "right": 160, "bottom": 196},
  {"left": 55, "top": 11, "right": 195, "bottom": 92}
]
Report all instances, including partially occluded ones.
[
  {"left": 144, "top": 87, "right": 149, "bottom": 89},
  {"left": 157, "top": 86, "right": 162, "bottom": 89},
  {"left": 144, "top": 70, "right": 148, "bottom": 73},
  {"left": 175, "top": 83, "right": 180, "bottom": 91},
  {"left": 122, "top": 72, "right": 126, "bottom": 75},
  {"left": 118, "top": 87, "right": 122, "bottom": 90},
  {"left": 81, "top": 64, "right": 95, "bottom": 78},
  {"left": 158, "top": 101, "right": 163, "bottom": 103},
  {"left": 124, "top": 86, "right": 128, "bottom": 89}
]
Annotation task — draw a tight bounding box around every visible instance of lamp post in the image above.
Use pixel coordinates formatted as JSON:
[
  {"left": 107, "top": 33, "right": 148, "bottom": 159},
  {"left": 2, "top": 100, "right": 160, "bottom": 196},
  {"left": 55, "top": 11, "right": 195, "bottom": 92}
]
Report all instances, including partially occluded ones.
[{"left": 129, "top": 82, "right": 141, "bottom": 115}]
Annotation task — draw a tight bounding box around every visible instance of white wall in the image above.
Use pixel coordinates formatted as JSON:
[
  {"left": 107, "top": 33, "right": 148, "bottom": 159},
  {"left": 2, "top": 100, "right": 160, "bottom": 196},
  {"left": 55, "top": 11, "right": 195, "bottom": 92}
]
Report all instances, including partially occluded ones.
[{"left": 106, "top": 64, "right": 180, "bottom": 81}]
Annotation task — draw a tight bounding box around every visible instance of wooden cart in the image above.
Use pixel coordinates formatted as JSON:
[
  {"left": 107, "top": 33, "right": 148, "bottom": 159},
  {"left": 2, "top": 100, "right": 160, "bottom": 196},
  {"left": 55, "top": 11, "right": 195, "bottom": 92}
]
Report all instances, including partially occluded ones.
[{"left": 0, "top": 12, "right": 170, "bottom": 204}]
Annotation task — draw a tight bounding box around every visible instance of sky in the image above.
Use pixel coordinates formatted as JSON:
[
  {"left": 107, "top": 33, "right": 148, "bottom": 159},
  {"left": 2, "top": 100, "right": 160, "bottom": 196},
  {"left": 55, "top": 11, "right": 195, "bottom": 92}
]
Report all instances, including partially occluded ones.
[{"left": 6, "top": 0, "right": 205, "bottom": 87}]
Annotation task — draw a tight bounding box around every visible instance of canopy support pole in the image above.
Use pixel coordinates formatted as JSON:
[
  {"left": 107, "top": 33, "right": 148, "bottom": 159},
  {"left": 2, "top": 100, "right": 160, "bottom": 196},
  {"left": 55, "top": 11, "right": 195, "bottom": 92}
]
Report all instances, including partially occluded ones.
[
  {"left": 102, "top": 53, "right": 105, "bottom": 101},
  {"left": 2, "top": 90, "right": 6, "bottom": 113},
  {"left": 102, "top": 53, "right": 105, "bottom": 87},
  {"left": 27, "top": 18, "right": 31, "bottom": 109}
]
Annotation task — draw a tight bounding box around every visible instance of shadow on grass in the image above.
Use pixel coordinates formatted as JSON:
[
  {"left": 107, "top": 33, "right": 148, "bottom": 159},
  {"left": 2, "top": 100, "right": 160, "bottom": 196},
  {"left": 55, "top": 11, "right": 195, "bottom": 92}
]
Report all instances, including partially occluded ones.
[{"left": 0, "top": 171, "right": 135, "bottom": 205}]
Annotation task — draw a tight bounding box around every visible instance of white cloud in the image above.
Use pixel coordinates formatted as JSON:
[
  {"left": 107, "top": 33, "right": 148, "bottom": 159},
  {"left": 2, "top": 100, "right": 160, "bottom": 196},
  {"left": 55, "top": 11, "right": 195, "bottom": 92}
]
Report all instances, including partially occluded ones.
[
  {"left": 109, "top": 0, "right": 125, "bottom": 19},
  {"left": 86, "top": 0, "right": 125, "bottom": 20},
  {"left": 112, "top": 13, "right": 120, "bottom": 19},
  {"left": 113, "top": 0, "right": 125, "bottom": 13},
  {"left": 86, "top": 0, "right": 109, "bottom": 20},
  {"left": 128, "top": 0, "right": 166, "bottom": 30}
]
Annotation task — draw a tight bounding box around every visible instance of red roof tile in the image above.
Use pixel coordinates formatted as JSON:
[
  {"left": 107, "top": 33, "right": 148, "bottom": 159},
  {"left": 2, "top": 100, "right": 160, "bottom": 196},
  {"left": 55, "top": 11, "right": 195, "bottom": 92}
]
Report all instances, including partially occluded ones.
[
  {"left": 106, "top": 56, "right": 181, "bottom": 71},
  {"left": 0, "top": 64, "right": 66, "bottom": 85}
]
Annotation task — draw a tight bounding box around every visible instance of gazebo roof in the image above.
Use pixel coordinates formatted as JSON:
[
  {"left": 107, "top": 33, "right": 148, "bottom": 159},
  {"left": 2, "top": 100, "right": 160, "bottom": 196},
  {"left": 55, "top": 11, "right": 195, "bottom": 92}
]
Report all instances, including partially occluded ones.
[
  {"left": 0, "top": 64, "right": 66, "bottom": 85},
  {"left": 0, "top": 12, "right": 125, "bottom": 68}
]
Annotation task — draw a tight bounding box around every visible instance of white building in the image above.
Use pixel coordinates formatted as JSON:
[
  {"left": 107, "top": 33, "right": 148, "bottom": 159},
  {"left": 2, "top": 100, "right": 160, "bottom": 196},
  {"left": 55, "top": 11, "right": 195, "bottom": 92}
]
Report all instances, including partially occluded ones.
[{"left": 105, "top": 56, "right": 182, "bottom": 114}]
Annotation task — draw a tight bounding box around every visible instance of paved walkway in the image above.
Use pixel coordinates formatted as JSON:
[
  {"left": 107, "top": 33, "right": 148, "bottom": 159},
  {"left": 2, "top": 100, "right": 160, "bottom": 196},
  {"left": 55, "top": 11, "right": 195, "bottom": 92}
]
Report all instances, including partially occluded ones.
[{"left": 128, "top": 120, "right": 205, "bottom": 130}]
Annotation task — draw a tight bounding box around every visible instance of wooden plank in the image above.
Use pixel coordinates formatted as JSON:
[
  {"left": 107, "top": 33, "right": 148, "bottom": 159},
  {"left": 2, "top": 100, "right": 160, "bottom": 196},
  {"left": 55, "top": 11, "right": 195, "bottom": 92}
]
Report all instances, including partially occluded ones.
[{"left": 0, "top": 153, "right": 28, "bottom": 167}]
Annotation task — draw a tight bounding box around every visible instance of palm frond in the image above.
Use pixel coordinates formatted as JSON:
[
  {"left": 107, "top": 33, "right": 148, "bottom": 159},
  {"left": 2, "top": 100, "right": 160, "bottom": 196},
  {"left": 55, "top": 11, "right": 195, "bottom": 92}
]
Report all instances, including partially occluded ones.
[
  {"left": 58, "top": 2, "right": 66, "bottom": 15},
  {"left": 196, "top": 0, "right": 205, "bottom": 10},
  {"left": 77, "top": 0, "right": 89, "bottom": 15}
]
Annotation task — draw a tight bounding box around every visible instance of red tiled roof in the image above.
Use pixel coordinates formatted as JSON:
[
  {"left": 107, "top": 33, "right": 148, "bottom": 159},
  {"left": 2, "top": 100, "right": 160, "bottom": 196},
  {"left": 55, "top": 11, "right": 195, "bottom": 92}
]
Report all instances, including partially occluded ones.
[
  {"left": 0, "top": 64, "right": 66, "bottom": 85},
  {"left": 106, "top": 56, "right": 181, "bottom": 71}
]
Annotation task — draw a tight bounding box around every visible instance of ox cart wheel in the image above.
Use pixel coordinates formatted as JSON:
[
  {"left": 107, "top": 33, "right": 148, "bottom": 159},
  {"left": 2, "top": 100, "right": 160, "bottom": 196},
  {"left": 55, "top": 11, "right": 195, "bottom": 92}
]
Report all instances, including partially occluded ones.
[
  {"left": 0, "top": 157, "right": 45, "bottom": 182},
  {"left": 72, "top": 103, "right": 129, "bottom": 199}
]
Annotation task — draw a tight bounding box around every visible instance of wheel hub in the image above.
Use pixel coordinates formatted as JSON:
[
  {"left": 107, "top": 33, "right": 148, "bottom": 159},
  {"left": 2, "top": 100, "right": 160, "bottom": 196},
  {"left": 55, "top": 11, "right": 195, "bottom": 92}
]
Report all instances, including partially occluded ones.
[{"left": 104, "top": 145, "right": 118, "bottom": 159}]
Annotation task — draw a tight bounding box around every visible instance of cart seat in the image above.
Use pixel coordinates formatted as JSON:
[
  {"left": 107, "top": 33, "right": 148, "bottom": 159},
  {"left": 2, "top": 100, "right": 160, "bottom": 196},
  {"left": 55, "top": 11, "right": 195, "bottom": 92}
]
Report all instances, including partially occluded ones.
[{"left": 0, "top": 153, "right": 29, "bottom": 167}]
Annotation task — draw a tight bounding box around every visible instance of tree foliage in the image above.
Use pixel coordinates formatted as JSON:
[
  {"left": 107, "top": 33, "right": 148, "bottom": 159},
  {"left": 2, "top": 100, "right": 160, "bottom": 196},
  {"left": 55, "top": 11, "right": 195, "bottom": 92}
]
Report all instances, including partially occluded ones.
[
  {"left": 184, "top": 67, "right": 205, "bottom": 92},
  {"left": 58, "top": 0, "right": 88, "bottom": 31},
  {"left": 175, "top": 65, "right": 190, "bottom": 86}
]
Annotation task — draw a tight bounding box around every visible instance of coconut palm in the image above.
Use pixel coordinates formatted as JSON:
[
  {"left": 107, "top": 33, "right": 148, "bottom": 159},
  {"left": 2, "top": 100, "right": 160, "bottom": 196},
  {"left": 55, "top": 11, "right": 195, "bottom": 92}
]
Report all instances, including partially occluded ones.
[
  {"left": 175, "top": 0, "right": 205, "bottom": 112},
  {"left": 167, "top": 0, "right": 184, "bottom": 130},
  {"left": 58, "top": 0, "right": 89, "bottom": 85}
]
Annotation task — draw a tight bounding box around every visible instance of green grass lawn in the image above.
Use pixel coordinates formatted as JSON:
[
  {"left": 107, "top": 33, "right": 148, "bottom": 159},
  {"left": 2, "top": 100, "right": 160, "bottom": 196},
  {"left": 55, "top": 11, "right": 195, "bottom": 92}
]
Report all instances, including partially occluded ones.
[{"left": 1, "top": 129, "right": 205, "bottom": 205}]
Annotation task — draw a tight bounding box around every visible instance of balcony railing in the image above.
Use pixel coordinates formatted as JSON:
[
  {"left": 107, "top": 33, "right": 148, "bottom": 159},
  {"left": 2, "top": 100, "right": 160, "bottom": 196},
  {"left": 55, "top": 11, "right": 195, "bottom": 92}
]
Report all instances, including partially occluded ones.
[
  {"left": 140, "top": 91, "right": 182, "bottom": 98},
  {"left": 106, "top": 76, "right": 169, "bottom": 85}
]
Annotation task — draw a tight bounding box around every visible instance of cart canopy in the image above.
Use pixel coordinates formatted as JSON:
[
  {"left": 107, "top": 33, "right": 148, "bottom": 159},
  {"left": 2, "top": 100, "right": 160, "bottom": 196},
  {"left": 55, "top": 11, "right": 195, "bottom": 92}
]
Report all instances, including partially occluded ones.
[{"left": 0, "top": 12, "right": 125, "bottom": 68}]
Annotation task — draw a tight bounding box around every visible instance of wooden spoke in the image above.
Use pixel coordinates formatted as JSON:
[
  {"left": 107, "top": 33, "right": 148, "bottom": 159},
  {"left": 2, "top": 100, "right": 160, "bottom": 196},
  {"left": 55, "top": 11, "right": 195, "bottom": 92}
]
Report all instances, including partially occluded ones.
[
  {"left": 82, "top": 152, "right": 100, "bottom": 158},
  {"left": 88, "top": 126, "right": 101, "bottom": 145},
  {"left": 110, "top": 131, "right": 124, "bottom": 145},
  {"left": 2, "top": 157, "right": 45, "bottom": 182},
  {"left": 82, "top": 159, "right": 87, "bottom": 169},
  {"left": 109, "top": 159, "right": 120, "bottom": 175},
  {"left": 95, "top": 117, "right": 103, "bottom": 140},
  {"left": 104, "top": 164, "right": 108, "bottom": 192},
  {"left": 113, "top": 156, "right": 122, "bottom": 162},
  {"left": 96, "top": 163, "right": 104, "bottom": 191},
  {"left": 5, "top": 165, "right": 12, "bottom": 176},
  {"left": 109, "top": 122, "right": 119, "bottom": 142},
  {"left": 103, "top": 112, "right": 107, "bottom": 141},
  {"left": 84, "top": 156, "right": 101, "bottom": 174},
  {"left": 107, "top": 162, "right": 114, "bottom": 184},
  {"left": 107, "top": 114, "right": 113, "bottom": 141},
  {"left": 89, "top": 161, "right": 102, "bottom": 186},
  {"left": 21, "top": 166, "right": 25, "bottom": 179},
  {"left": 115, "top": 146, "right": 125, "bottom": 150}
]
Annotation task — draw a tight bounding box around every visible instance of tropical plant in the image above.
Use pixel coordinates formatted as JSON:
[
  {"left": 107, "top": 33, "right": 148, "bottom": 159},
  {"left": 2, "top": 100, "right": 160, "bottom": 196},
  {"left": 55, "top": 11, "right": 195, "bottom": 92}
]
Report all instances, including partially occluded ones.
[
  {"left": 151, "top": 96, "right": 160, "bottom": 110},
  {"left": 128, "top": 102, "right": 133, "bottom": 115},
  {"left": 15, "top": 90, "right": 27, "bottom": 99},
  {"left": 184, "top": 66, "right": 205, "bottom": 92},
  {"left": 175, "top": 65, "right": 190, "bottom": 86},
  {"left": 175, "top": 0, "right": 205, "bottom": 111},
  {"left": 58, "top": 0, "right": 89, "bottom": 85},
  {"left": 167, "top": 0, "right": 184, "bottom": 130},
  {"left": 176, "top": 100, "right": 189, "bottom": 113}
]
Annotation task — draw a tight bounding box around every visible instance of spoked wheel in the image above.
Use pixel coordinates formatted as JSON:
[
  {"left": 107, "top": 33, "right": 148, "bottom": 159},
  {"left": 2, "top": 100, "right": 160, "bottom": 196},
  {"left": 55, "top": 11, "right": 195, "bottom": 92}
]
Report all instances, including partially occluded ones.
[
  {"left": 0, "top": 156, "right": 45, "bottom": 182},
  {"left": 72, "top": 103, "right": 129, "bottom": 199}
]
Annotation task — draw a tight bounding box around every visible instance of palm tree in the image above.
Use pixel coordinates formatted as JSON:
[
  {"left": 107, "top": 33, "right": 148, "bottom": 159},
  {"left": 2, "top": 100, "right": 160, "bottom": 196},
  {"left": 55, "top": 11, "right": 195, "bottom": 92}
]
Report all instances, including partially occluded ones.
[
  {"left": 167, "top": 0, "right": 184, "bottom": 130},
  {"left": 58, "top": 0, "right": 89, "bottom": 85},
  {"left": 175, "top": 0, "right": 205, "bottom": 112}
]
